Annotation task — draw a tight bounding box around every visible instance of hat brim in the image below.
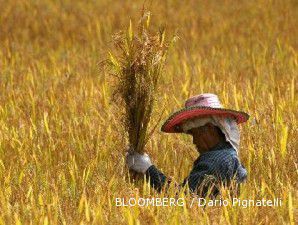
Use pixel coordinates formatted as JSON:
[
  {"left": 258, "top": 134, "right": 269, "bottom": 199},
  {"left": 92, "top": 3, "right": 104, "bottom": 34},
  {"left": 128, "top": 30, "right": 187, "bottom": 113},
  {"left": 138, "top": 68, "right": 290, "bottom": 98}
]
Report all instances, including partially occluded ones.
[{"left": 161, "top": 106, "right": 249, "bottom": 133}]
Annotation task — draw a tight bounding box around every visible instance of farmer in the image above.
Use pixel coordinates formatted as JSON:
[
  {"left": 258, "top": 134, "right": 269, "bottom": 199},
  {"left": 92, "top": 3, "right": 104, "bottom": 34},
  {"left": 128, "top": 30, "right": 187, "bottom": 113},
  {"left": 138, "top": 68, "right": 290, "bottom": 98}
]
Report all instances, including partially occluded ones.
[{"left": 126, "top": 93, "right": 249, "bottom": 197}]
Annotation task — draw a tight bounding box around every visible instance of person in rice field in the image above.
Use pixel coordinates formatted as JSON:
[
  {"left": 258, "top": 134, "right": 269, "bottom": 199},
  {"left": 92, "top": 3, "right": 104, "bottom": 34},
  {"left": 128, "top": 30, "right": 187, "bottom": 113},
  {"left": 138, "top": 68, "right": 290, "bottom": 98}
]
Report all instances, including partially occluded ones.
[{"left": 126, "top": 93, "right": 249, "bottom": 197}]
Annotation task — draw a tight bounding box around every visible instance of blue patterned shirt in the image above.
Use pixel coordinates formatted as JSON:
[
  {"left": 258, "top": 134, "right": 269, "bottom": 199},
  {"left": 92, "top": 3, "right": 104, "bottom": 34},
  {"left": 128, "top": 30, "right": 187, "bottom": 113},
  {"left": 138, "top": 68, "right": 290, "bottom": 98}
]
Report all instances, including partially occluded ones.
[{"left": 145, "top": 142, "right": 247, "bottom": 196}]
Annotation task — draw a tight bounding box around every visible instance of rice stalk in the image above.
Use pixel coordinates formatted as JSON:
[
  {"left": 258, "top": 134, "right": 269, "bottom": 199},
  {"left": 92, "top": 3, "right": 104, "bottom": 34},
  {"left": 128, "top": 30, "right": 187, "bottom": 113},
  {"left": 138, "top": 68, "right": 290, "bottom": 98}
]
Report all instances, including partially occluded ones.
[{"left": 106, "top": 12, "right": 173, "bottom": 153}]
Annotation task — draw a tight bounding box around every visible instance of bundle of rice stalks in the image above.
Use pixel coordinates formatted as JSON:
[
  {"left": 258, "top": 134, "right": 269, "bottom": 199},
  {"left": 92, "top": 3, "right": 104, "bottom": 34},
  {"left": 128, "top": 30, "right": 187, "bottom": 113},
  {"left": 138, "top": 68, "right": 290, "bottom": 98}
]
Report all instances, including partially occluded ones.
[{"left": 107, "top": 13, "right": 173, "bottom": 154}]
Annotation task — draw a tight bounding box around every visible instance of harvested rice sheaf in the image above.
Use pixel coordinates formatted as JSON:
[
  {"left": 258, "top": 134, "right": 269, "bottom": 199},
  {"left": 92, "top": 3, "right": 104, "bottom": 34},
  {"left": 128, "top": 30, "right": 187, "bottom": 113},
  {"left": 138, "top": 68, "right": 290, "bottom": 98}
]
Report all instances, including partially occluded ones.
[{"left": 107, "top": 13, "right": 174, "bottom": 154}]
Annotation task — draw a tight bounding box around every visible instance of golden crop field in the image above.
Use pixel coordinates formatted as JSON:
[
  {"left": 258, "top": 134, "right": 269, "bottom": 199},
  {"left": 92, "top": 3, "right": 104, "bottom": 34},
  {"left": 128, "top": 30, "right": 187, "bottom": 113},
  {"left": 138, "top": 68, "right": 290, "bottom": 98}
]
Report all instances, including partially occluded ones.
[{"left": 0, "top": 0, "right": 297, "bottom": 224}]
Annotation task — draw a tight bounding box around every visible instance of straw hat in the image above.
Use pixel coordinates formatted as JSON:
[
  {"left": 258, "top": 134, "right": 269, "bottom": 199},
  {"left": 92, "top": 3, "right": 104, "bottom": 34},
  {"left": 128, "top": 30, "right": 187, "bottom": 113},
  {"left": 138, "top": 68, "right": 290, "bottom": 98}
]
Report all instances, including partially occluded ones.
[{"left": 161, "top": 93, "right": 249, "bottom": 133}]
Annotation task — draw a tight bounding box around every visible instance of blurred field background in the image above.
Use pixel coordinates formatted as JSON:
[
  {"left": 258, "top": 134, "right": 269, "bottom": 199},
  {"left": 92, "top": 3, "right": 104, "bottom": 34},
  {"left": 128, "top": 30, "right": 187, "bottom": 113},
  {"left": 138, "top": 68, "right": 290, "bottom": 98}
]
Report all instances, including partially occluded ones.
[{"left": 0, "top": 0, "right": 297, "bottom": 224}]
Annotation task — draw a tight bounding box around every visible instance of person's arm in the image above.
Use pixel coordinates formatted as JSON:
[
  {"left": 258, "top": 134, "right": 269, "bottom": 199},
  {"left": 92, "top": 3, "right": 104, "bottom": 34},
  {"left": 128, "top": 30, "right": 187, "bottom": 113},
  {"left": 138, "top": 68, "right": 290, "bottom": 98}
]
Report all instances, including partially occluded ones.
[
  {"left": 126, "top": 150, "right": 218, "bottom": 194},
  {"left": 145, "top": 165, "right": 168, "bottom": 192}
]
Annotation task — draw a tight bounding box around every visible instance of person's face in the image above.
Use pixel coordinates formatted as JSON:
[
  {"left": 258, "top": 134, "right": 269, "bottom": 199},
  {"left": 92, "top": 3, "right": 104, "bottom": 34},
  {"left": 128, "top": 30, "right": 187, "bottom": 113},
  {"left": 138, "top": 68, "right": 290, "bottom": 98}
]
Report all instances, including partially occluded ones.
[{"left": 187, "top": 123, "right": 224, "bottom": 153}]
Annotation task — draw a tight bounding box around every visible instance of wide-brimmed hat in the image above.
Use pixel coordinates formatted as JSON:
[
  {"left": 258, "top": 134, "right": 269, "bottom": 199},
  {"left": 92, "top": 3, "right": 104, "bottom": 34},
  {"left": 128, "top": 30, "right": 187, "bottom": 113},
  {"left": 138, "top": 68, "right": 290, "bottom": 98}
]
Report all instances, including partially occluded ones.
[{"left": 161, "top": 93, "right": 249, "bottom": 133}]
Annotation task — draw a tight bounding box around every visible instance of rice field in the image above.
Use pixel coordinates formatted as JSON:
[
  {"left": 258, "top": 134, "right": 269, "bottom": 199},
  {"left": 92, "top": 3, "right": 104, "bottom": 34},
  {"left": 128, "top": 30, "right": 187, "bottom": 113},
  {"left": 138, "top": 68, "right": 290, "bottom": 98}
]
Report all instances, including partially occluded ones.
[{"left": 0, "top": 0, "right": 297, "bottom": 224}]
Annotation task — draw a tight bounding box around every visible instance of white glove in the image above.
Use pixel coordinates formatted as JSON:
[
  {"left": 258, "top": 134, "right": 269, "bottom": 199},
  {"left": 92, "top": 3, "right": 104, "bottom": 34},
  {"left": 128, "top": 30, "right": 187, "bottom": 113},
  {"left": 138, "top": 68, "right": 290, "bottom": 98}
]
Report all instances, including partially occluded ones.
[{"left": 126, "top": 150, "right": 153, "bottom": 174}]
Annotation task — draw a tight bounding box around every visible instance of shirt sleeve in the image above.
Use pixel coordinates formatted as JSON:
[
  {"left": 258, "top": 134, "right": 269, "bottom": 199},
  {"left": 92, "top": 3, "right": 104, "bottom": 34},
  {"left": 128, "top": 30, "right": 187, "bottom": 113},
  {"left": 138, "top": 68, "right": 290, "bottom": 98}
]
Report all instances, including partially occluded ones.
[
  {"left": 145, "top": 164, "right": 214, "bottom": 195},
  {"left": 145, "top": 165, "right": 168, "bottom": 192},
  {"left": 144, "top": 154, "right": 247, "bottom": 194}
]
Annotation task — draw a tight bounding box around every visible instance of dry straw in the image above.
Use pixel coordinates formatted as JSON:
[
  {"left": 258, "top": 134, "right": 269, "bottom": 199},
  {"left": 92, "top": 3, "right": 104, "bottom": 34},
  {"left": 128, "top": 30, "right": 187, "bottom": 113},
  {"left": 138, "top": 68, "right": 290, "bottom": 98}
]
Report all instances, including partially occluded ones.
[{"left": 106, "top": 12, "right": 174, "bottom": 153}]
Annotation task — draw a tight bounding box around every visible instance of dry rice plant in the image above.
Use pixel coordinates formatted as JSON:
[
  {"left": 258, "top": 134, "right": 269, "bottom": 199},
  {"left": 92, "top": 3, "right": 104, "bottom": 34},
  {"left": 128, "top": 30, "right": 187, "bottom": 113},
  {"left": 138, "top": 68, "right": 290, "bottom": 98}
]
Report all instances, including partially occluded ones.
[{"left": 106, "top": 13, "right": 172, "bottom": 153}]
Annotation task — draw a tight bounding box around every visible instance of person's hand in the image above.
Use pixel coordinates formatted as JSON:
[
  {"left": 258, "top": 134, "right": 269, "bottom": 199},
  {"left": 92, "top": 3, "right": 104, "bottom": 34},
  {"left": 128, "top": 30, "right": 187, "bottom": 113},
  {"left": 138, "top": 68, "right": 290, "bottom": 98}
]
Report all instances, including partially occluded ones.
[{"left": 126, "top": 149, "right": 153, "bottom": 174}]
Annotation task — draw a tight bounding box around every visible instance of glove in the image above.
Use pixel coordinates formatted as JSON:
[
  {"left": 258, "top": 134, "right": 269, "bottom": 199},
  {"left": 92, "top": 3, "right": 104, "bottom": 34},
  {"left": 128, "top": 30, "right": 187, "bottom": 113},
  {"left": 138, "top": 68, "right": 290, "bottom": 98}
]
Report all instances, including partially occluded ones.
[{"left": 126, "top": 150, "right": 153, "bottom": 174}]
